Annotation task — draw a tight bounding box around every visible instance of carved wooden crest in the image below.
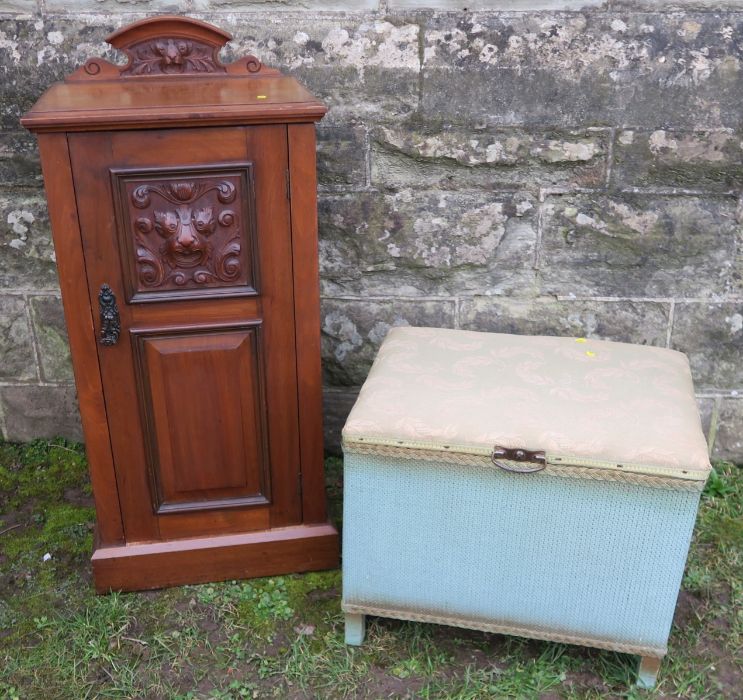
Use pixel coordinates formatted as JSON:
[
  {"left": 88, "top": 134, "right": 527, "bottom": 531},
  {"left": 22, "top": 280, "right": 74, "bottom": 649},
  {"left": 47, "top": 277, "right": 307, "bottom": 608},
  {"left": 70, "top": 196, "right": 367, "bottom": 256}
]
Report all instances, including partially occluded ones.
[
  {"left": 112, "top": 163, "right": 259, "bottom": 303},
  {"left": 67, "top": 15, "right": 281, "bottom": 81}
]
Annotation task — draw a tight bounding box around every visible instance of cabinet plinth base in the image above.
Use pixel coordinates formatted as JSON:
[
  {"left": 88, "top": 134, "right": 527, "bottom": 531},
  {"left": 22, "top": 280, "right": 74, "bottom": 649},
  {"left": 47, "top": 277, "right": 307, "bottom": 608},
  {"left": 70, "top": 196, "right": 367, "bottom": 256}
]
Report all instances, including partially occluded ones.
[{"left": 92, "top": 522, "right": 339, "bottom": 593}]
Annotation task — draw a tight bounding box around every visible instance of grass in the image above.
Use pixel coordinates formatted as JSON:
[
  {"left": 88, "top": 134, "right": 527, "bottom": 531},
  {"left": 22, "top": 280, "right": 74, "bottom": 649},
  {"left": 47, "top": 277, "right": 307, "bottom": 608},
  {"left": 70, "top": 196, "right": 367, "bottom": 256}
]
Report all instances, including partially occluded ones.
[{"left": 0, "top": 438, "right": 740, "bottom": 699}]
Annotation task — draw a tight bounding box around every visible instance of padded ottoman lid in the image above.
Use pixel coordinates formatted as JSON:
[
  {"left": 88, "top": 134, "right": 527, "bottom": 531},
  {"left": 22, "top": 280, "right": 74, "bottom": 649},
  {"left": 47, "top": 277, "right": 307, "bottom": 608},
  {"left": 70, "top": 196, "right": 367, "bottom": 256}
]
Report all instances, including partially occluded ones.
[{"left": 342, "top": 327, "right": 711, "bottom": 483}]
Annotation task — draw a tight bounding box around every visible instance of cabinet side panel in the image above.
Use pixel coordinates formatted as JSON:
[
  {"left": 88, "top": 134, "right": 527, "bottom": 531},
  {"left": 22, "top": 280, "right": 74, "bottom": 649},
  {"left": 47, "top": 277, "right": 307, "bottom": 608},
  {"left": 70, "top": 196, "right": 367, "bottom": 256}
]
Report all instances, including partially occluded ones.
[
  {"left": 288, "top": 124, "right": 326, "bottom": 524},
  {"left": 36, "top": 133, "right": 124, "bottom": 545}
]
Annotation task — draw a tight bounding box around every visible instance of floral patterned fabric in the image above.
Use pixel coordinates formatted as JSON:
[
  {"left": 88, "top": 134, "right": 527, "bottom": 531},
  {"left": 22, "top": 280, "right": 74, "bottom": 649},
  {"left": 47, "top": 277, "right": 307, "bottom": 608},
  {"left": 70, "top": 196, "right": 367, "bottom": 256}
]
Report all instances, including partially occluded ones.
[{"left": 342, "top": 327, "right": 711, "bottom": 481}]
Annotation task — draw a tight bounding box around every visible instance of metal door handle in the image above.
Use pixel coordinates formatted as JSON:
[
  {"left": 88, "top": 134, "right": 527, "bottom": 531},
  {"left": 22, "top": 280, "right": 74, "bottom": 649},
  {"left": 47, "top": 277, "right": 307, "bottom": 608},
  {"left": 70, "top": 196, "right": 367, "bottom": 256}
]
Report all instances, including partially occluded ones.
[{"left": 98, "top": 284, "right": 121, "bottom": 346}]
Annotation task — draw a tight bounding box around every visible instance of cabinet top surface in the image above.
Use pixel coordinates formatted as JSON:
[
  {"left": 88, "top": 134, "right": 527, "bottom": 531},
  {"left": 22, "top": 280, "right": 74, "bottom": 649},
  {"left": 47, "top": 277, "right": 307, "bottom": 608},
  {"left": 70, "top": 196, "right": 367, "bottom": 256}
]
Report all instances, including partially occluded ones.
[
  {"left": 21, "top": 15, "right": 326, "bottom": 132},
  {"left": 22, "top": 76, "right": 326, "bottom": 132}
]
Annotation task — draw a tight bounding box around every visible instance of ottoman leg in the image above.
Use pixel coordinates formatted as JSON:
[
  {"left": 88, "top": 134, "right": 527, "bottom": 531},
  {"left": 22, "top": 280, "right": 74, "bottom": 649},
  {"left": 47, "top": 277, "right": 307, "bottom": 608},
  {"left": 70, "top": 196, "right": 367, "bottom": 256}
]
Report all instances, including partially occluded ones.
[
  {"left": 345, "top": 613, "right": 366, "bottom": 646},
  {"left": 637, "top": 655, "right": 662, "bottom": 689}
]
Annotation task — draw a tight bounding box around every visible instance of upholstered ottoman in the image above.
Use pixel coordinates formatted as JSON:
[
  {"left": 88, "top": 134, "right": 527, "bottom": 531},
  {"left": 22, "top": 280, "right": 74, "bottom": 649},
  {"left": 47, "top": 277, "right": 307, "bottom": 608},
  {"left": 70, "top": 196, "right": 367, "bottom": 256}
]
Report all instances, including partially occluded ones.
[{"left": 341, "top": 327, "right": 711, "bottom": 688}]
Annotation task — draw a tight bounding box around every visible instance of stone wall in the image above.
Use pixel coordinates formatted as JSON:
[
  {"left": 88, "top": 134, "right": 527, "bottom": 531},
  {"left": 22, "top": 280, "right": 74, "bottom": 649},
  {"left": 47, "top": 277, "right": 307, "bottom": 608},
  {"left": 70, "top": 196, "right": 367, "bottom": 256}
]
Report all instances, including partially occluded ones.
[{"left": 0, "top": 2, "right": 741, "bottom": 460}]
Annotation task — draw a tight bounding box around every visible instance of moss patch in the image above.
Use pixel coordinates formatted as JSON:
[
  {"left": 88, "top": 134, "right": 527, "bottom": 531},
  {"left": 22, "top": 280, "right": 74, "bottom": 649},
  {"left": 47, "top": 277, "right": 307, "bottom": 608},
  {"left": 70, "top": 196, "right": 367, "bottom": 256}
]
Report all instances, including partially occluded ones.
[{"left": 0, "top": 438, "right": 89, "bottom": 511}]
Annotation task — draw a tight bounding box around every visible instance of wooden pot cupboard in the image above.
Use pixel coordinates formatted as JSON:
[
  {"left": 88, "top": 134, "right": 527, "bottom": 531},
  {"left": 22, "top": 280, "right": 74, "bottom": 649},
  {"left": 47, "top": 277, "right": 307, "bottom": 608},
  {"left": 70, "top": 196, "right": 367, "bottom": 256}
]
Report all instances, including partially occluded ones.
[{"left": 22, "top": 15, "right": 339, "bottom": 592}]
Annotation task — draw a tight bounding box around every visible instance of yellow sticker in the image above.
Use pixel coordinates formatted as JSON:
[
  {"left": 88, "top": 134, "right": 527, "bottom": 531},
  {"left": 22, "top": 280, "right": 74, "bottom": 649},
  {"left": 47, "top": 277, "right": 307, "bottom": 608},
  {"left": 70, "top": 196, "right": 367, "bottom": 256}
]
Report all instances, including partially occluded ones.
[
  {"left": 586, "top": 351, "right": 596, "bottom": 357},
  {"left": 575, "top": 337, "right": 587, "bottom": 343},
  {"left": 256, "top": 95, "right": 267, "bottom": 99}
]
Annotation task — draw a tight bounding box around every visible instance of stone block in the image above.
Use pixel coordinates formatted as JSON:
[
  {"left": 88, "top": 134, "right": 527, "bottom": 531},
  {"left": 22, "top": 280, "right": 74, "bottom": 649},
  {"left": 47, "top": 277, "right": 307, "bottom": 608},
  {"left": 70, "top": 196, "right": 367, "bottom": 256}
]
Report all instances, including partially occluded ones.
[
  {"left": 613, "top": 129, "right": 743, "bottom": 191},
  {"left": 712, "top": 397, "right": 743, "bottom": 462},
  {"left": 459, "top": 297, "right": 670, "bottom": 347},
  {"left": 0, "top": 18, "right": 116, "bottom": 131},
  {"left": 43, "top": 0, "right": 187, "bottom": 11},
  {"left": 321, "top": 297, "right": 455, "bottom": 386},
  {"left": 671, "top": 303, "right": 743, "bottom": 390},
  {"left": 420, "top": 13, "right": 616, "bottom": 126},
  {"left": 0, "top": 131, "right": 41, "bottom": 189},
  {"left": 69, "top": 0, "right": 382, "bottom": 9},
  {"left": 225, "top": 17, "right": 421, "bottom": 122},
  {"left": 293, "top": 65, "right": 390, "bottom": 124},
  {"left": 613, "top": 16, "right": 743, "bottom": 129},
  {"left": 372, "top": 124, "right": 608, "bottom": 191},
  {"left": 0, "top": 384, "right": 82, "bottom": 443},
  {"left": 421, "top": 13, "right": 743, "bottom": 129},
  {"left": 323, "top": 387, "right": 359, "bottom": 455},
  {"left": 391, "top": 0, "right": 606, "bottom": 7},
  {"left": 540, "top": 194, "right": 737, "bottom": 298},
  {"left": 0, "top": 294, "right": 36, "bottom": 381},
  {"left": 319, "top": 191, "right": 538, "bottom": 297},
  {"left": 0, "top": 192, "right": 58, "bottom": 290},
  {"left": 696, "top": 395, "right": 715, "bottom": 449},
  {"left": 0, "top": 0, "right": 38, "bottom": 14},
  {"left": 317, "top": 124, "right": 367, "bottom": 190},
  {"left": 616, "top": 0, "right": 743, "bottom": 9},
  {"left": 29, "top": 295, "right": 73, "bottom": 382}
]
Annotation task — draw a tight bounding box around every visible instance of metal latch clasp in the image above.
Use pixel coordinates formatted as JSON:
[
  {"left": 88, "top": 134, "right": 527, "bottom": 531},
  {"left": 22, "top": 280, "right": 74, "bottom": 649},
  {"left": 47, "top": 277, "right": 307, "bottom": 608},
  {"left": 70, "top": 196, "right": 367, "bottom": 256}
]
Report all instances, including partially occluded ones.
[{"left": 491, "top": 446, "right": 546, "bottom": 473}]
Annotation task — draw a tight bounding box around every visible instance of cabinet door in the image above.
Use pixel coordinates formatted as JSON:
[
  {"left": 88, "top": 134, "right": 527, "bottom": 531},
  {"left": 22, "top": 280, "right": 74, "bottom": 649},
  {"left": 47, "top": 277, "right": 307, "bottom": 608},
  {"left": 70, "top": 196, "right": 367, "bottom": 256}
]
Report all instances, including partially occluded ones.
[{"left": 70, "top": 126, "right": 300, "bottom": 542}]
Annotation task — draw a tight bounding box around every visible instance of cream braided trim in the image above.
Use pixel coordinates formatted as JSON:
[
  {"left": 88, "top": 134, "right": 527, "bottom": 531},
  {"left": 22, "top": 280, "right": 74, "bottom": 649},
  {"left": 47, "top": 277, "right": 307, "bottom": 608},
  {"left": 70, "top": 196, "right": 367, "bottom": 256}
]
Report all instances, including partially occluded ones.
[
  {"left": 344, "top": 443, "right": 704, "bottom": 492},
  {"left": 342, "top": 435, "right": 708, "bottom": 482},
  {"left": 342, "top": 602, "right": 666, "bottom": 658}
]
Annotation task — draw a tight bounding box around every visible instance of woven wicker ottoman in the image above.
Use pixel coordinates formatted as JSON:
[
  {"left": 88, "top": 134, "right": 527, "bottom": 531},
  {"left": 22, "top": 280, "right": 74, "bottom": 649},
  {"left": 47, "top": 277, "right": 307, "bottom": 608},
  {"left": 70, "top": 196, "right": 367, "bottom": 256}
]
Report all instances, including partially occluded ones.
[{"left": 341, "top": 327, "right": 711, "bottom": 688}]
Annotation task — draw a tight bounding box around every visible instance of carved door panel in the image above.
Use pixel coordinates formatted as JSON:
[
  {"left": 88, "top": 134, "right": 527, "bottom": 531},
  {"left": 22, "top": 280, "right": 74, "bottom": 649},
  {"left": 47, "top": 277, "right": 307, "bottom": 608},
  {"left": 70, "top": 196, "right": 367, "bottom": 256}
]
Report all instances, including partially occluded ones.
[{"left": 69, "top": 126, "right": 300, "bottom": 542}]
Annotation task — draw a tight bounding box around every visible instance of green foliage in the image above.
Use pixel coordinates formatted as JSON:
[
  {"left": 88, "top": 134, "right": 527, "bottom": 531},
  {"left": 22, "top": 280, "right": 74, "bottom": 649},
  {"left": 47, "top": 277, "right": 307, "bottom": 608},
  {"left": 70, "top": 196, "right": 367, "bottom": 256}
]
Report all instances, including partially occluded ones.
[
  {"left": 1, "top": 440, "right": 740, "bottom": 699},
  {"left": 191, "top": 577, "right": 294, "bottom": 639},
  {"left": 0, "top": 438, "right": 89, "bottom": 511},
  {"left": 0, "top": 684, "right": 21, "bottom": 700},
  {"left": 3, "top": 504, "right": 94, "bottom": 559},
  {"left": 695, "top": 462, "right": 743, "bottom": 570},
  {"left": 703, "top": 463, "right": 736, "bottom": 499}
]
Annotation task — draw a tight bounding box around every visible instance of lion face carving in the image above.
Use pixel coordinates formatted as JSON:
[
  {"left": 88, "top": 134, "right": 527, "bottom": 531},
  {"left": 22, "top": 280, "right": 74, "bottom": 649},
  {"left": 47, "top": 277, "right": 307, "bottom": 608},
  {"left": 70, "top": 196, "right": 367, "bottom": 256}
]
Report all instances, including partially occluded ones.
[
  {"left": 154, "top": 39, "right": 191, "bottom": 67},
  {"left": 154, "top": 206, "right": 214, "bottom": 269}
]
